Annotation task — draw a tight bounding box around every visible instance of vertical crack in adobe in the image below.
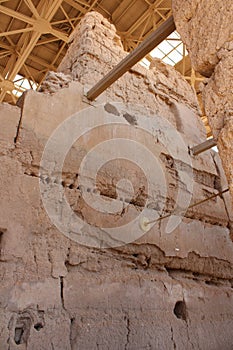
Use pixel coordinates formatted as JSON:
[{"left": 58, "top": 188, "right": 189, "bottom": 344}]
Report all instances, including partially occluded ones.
[
  {"left": 14, "top": 99, "right": 24, "bottom": 144},
  {"left": 171, "top": 326, "right": 177, "bottom": 349},
  {"left": 186, "top": 320, "right": 195, "bottom": 350},
  {"left": 60, "top": 277, "right": 65, "bottom": 309},
  {"left": 124, "top": 314, "right": 130, "bottom": 349},
  {"left": 0, "top": 7, "right": 233, "bottom": 349}
]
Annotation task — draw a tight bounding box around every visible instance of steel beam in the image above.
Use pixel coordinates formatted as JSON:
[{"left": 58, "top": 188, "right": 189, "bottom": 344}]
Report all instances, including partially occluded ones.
[
  {"left": 4, "top": 0, "right": 63, "bottom": 81},
  {"left": 24, "top": 0, "right": 40, "bottom": 18},
  {"left": 0, "top": 4, "right": 35, "bottom": 25},
  {"left": 0, "top": 27, "right": 33, "bottom": 37},
  {"left": 190, "top": 138, "right": 217, "bottom": 156},
  {"left": 64, "top": 0, "right": 87, "bottom": 14},
  {"left": 112, "top": 0, "right": 138, "bottom": 24},
  {"left": 0, "top": 40, "right": 56, "bottom": 70},
  {"left": 125, "top": 0, "right": 165, "bottom": 36},
  {"left": 86, "top": 15, "right": 176, "bottom": 101}
]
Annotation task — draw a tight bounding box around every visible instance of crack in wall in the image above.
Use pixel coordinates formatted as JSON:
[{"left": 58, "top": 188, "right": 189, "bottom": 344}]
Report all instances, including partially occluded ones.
[
  {"left": 171, "top": 326, "right": 177, "bottom": 349},
  {"left": 124, "top": 314, "right": 130, "bottom": 350},
  {"left": 185, "top": 320, "right": 196, "bottom": 350},
  {"left": 1, "top": 8, "right": 233, "bottom": 350},
  {"left": 14, "top": 95, "right": 25, "bottom": 144},
  {"left": 60, "top": 277, "right": 65, "bottom": 309}
]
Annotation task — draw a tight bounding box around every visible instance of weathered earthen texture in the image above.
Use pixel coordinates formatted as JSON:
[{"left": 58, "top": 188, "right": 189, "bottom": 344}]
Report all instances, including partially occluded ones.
[
  {"left": 172, "top": 0, "right": 233, "bottom": 77},
  {"left": 42, "top": 11, "right": 202, "bottom": 136},
  {"left": 1, "top": 11, "right": 233, "bottom": 349},
  {"left": 0, "top": 103, "right": 21, "bottom": 150},
  {"left": 201, "top": 53, "right": 233, "bottom": 139},
  {"left": 202, "top": 52, "right": 233, "bottom": 198},
  {"left": 172, "top": 0, "right": 233, "bottom": 203}
]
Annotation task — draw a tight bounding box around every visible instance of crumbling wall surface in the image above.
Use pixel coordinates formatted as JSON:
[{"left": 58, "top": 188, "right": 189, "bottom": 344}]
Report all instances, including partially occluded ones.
[
  {"left": 1, "top": 98, "right": 233, "bottom": 349},
  {"left": 202, "top": 52, "right": 233, "bottom": 200},
  {"left": 42, "top": 12, "right": 203, "bottom": 137},
  {"left": 172, "top": 0, "right": 233, "bottom": 77},
  {"left": 172, "top": 0, "right": 233, "bottom": 203},
  {"left": 1, "top": 11, "right": 233, "bottom": 350}
]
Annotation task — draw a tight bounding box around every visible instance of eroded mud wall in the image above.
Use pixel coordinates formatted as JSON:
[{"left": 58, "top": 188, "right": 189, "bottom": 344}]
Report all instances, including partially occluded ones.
[
  {"left": 172, "top": 0, "right": 233, "bottom": 204},
  {"left": 0, "top": 11, "right": 233, "bottom": 350}
]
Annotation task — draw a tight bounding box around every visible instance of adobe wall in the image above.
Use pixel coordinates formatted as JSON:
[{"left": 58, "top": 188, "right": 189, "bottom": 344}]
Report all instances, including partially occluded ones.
[
  {"left": 172, "top": 0, "right": 233, "bottom": 204},
  {"left": 0, "top": 11, "right": 233, "bottom": 349}
]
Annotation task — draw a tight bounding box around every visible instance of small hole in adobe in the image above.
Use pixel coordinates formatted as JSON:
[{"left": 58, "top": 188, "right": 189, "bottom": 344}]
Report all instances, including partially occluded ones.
[
  {"left": 173, "top": 300, "right": 187, "bottom": 321},
  {"left": 34, "top": 323, "right": 43, "bottom": 331},
  {"left": 14, "top": 327, "right": 24, "bottom": 344}
]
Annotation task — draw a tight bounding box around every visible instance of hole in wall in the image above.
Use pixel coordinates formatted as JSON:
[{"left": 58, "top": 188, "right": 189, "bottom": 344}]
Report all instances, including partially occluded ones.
[
  {"left": 13, "top": 310, "right": 34, "bottom": 345},
  {"left": 0, "top": 230, "right": 4, "bottom": 246},
  {"left": 0, "top": 229, "right": 6, "bottom": 257},
  {"left": 0, "top": 229, "right": 6, "bottom": 239},
  {"left": 205, "top": 280, "right": 220, "bottom": 287},
  {"left": 34, "top": 323, "right": 43, "bottom": 331},
  {"left": 14, "top": 327, "right": 24, "bottom": 345},
  {"left": 173, "top": 300, "right": 187, "bottom": 321}
]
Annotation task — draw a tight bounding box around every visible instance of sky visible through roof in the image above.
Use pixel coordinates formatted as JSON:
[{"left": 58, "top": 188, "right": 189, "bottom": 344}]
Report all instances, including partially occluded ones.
[
  {"left": 12, "top": 31, "right": 187, "bottom": 97},
  {"left": 141, "top": 30, "right": 187, "bottom": 68}
]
